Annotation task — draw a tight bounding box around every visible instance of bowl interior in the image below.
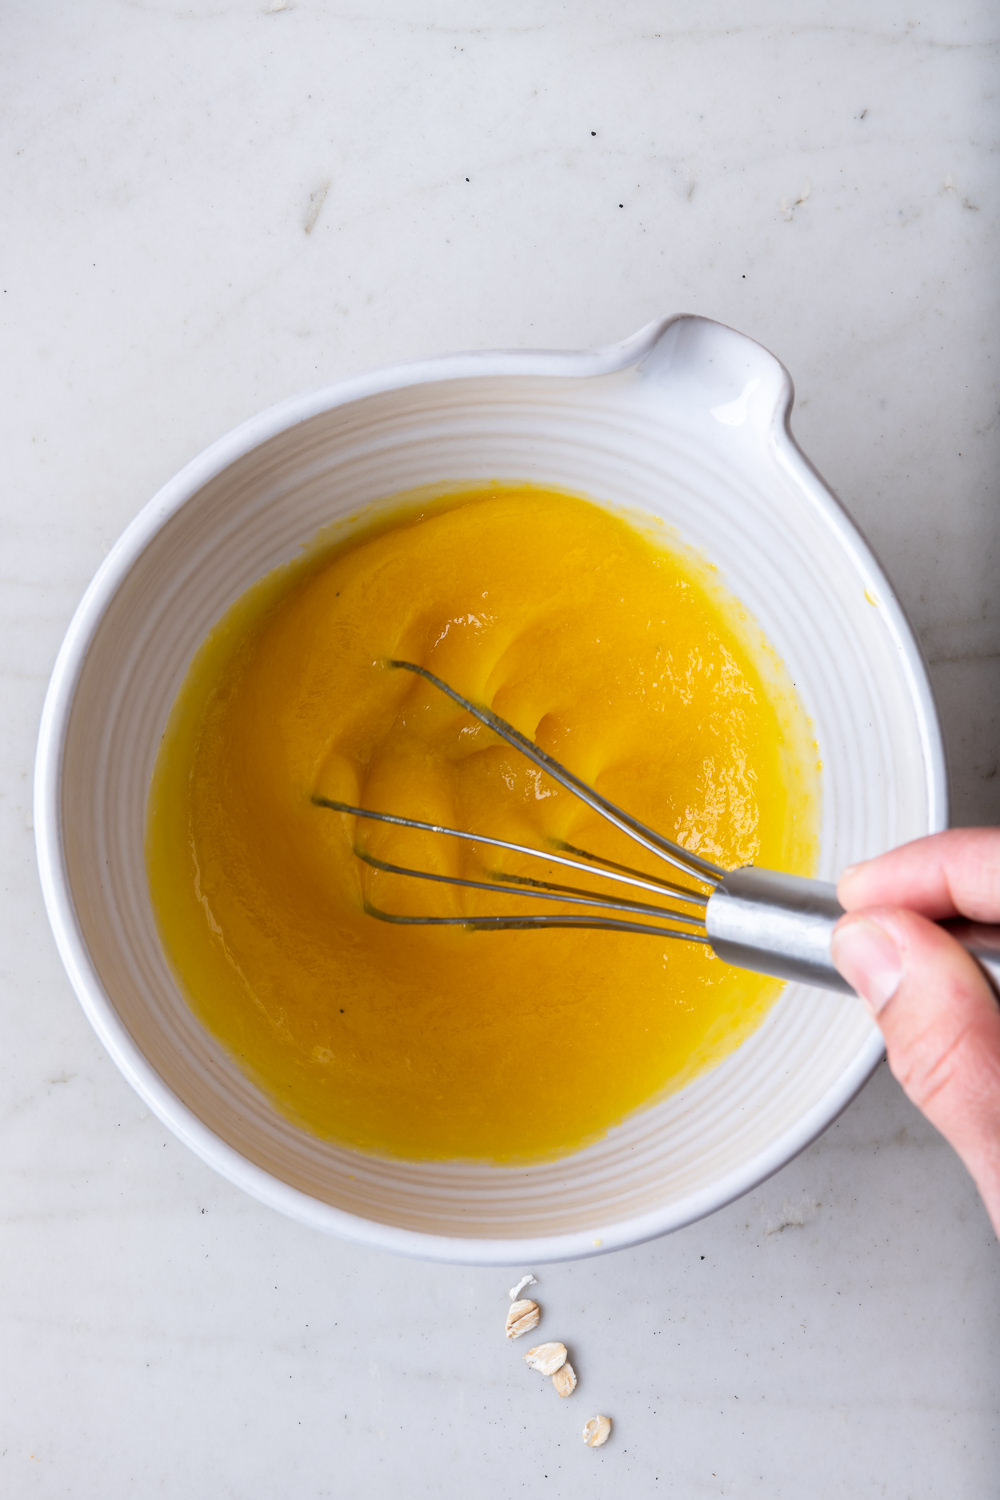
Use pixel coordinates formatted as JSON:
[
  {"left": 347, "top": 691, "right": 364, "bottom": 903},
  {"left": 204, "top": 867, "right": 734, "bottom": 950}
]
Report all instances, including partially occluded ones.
[{"left": 51, "top": 359, "right": 942, "bottom": 1260}]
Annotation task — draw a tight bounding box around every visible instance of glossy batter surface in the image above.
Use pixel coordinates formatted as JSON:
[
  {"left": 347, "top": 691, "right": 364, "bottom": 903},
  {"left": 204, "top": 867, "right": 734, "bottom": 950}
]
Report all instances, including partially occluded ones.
[{"left": 146, "top": 485, "right": 819, "bottom": 1161}]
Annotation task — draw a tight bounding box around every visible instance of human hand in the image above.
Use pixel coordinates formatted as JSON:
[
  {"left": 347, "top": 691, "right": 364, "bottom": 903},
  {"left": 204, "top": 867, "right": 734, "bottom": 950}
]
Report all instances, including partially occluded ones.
[{"left": 831, "top": 828, "right": 1000, "bottom": 1235}]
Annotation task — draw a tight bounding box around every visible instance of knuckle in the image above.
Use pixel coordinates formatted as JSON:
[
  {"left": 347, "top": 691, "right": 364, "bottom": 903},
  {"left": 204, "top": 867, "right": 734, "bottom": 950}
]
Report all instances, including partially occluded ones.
[
  {"left": 891, "top": 1020, "right": 978, "bottom": 1116},
  {"left": 961, "top": 847, "right": 1000, "bottom": 920}
]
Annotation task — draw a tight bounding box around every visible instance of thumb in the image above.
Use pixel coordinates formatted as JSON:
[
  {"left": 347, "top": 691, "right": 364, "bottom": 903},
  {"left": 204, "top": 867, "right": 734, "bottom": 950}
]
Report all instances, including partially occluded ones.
[{"left": 832, "top": 907, "right": 1000, "bottom": 1234}]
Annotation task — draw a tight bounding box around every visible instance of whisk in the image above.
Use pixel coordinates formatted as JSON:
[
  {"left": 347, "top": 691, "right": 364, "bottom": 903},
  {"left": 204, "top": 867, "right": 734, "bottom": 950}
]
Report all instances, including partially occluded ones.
[{"left": 313, "top": 661, "right": 1000, "bottom": 996}]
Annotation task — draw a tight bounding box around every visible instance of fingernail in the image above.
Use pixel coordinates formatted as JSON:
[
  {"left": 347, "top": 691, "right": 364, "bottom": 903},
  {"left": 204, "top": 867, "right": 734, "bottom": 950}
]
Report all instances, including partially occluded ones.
[{"left": 831, "top": 917, "right": 902, "bottom": 1014}]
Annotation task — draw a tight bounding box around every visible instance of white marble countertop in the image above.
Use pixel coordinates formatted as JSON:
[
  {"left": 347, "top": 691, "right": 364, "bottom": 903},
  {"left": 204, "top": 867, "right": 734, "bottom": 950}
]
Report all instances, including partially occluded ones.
[{"left": 3, "top": 3, "right": 998, "bottom": 1495}]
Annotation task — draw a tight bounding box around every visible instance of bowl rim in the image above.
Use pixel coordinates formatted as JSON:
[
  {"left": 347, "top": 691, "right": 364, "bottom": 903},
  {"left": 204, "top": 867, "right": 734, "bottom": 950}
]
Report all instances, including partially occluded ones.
[{"left": 33, "top": 314, "right": 948, "bottom": 1264}]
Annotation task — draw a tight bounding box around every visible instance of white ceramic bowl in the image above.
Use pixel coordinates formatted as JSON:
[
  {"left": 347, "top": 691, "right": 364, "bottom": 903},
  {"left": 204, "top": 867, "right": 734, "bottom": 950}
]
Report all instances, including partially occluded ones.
[{"left": 35, "top": 315, "right": 946, "bottom": 1264}]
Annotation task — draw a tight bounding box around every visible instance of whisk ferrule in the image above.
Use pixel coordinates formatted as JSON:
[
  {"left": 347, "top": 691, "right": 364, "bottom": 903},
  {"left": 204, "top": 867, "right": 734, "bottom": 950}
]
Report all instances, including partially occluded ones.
[{"left": 705, "top": 868, "right": 851, "bottom": 993}]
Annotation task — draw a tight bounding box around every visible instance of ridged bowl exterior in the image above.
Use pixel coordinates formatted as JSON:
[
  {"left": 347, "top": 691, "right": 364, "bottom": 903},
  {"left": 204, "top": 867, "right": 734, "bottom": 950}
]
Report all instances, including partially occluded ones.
[{"left": 34, "top": 316, "right": 946, "bottom": 1263}]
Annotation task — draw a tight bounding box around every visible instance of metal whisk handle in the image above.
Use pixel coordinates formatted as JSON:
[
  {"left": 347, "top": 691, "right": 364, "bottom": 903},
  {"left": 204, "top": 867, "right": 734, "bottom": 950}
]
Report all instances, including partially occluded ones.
[{"left": 706, "top": 867, "right": 1000, "bottom": 997}]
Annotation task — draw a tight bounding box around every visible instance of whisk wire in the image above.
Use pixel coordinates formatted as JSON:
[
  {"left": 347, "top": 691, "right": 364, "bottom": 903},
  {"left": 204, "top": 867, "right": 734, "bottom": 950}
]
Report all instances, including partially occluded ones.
[
  {"left": 312, "top": 659, "right": 725, "bottom": 939},
  {"left": 355, "top": 848, "right": 706, "bottom": 928},
  {"left": 386, "top": 660, "right": 724, "bottom": 886},
  {"left": 362, "top": 902, "right": 712, "bottom": 940},
  {"left": 311, "top": 795, "right": 708, "bottom": 907}
]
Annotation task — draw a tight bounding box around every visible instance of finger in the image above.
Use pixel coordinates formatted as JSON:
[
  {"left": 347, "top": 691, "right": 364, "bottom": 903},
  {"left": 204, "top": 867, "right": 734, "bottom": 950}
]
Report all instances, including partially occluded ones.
[
  {"left": 832, "top": 906, "right": 1000, "bottom": 1234},
  {"left": 838, "top": 828, "right": 1000, "bottom": 923}
]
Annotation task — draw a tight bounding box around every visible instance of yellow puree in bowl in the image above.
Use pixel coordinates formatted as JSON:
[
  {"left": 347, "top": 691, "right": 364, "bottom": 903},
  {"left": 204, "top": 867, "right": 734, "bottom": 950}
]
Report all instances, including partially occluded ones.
[{"left": 146, "top": 485, "right": 818, "bottom": 1163}]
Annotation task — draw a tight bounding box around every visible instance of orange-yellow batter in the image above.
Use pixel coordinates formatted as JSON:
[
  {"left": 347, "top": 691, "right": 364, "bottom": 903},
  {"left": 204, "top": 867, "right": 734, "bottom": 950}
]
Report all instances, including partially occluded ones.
[{"left": 146, "top": 484, "right": 818, "bottom": 1162}]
